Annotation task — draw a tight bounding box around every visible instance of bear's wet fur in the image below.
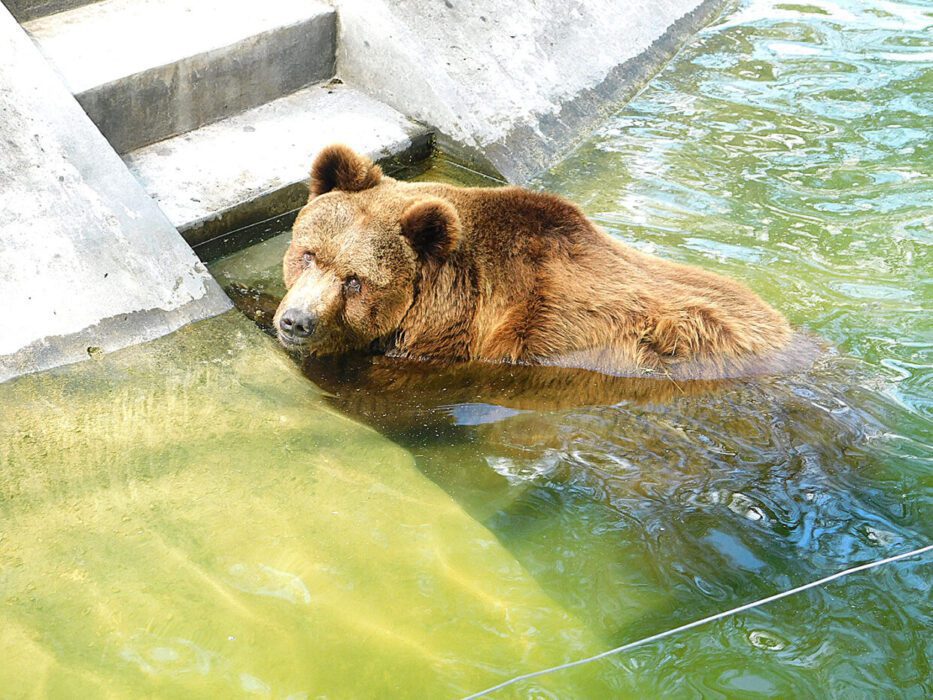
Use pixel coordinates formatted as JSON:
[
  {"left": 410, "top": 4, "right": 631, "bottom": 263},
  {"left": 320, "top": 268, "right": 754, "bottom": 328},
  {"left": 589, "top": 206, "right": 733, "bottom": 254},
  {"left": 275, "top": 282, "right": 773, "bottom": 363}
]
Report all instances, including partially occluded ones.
[{"left": 274, "top": 144, "right": 797, "bottom": 379}]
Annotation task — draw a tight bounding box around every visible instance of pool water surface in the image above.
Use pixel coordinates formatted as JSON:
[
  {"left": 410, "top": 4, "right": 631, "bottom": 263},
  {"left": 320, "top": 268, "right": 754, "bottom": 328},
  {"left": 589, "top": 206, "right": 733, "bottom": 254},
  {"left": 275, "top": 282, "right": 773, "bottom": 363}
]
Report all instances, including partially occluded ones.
[{"left": 2, "top": 0, "right": 931, "bottom": 696}]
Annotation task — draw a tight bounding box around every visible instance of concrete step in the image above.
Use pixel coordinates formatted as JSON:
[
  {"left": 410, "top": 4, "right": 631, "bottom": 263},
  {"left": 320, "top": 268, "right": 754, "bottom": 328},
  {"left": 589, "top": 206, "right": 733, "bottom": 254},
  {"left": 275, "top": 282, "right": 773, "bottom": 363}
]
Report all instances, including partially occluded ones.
[
  {"left": 1, "top": 6, "right": 230, "bottom": 382},
  {"left": 123, "top": 81, "right": 433, "bottom": 248},
  {"left": 24, "top": 0, "right": 336, "bottom": 153}
]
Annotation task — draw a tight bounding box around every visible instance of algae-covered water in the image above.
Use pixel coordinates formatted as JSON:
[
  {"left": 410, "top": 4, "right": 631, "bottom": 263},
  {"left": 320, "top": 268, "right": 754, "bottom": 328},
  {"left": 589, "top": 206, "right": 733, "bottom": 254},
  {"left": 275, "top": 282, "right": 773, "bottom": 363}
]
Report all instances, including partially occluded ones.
[{"left": 2, "top": 0, "right": 931, "bottom": 696}]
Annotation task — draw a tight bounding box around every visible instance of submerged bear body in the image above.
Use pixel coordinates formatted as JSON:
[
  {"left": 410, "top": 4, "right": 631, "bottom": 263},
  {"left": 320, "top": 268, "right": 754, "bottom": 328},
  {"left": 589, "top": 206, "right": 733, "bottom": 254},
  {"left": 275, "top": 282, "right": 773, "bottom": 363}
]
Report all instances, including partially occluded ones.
[{"left": 274, "top": 145, "right": 794, "bottom": 379}]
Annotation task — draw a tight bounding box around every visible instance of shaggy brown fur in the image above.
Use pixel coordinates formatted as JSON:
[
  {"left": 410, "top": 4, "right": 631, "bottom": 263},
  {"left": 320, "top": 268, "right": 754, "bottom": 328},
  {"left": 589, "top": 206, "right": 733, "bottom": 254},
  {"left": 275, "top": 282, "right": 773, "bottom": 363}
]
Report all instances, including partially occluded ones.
[{"left": 274, "top": 145, "right": 795, "bottom": 379}]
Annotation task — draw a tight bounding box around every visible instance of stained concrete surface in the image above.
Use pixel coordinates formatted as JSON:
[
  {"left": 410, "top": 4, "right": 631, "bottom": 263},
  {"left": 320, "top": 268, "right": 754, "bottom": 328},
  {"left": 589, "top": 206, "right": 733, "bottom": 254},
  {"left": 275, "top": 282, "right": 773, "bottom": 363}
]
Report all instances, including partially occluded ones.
[
  {"left": 335, "top": 0, "right": 729, "bottom": 183},
  {"left": 0, "top": 5, "right": 230, "bottom": 382}
]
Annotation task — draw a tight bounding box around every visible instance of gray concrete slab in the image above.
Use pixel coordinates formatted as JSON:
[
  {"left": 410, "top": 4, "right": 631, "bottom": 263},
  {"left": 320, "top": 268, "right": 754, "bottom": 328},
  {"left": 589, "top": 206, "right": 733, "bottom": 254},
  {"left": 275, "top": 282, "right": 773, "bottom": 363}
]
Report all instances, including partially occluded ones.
[
  {"left": 0, "top": 5, "right": 231, "bottom": 383},
  {"left": 124, "top": 82, "right": 432, "bottom": 247},
  {"left": 25, "top": 0, "right": 336, "bottom": 152},
  {"left": 335, "top": 0, "right": 728, "bottom": 183},
  {"left": 2, "top": 0, "right": 99, "bottom": 23}
]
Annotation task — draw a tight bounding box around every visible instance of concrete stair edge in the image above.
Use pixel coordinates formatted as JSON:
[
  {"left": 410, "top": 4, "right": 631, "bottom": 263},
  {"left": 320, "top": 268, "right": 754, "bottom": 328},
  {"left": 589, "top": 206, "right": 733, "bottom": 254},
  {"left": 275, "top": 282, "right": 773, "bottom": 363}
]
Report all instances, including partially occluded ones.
[
  {"left": 24, "top": 0, "right": 337, "bottom": 152},
  {"left": 124, "top": 82, "right": 434, "bottom": 248}
]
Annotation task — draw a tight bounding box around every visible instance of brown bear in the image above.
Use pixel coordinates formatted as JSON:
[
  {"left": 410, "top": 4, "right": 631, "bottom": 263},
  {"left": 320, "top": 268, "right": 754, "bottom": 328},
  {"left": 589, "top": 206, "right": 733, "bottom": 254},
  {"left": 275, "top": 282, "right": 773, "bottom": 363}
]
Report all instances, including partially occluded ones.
[{"left": 273, "top": 144, "right": 796, "bottom": 379}]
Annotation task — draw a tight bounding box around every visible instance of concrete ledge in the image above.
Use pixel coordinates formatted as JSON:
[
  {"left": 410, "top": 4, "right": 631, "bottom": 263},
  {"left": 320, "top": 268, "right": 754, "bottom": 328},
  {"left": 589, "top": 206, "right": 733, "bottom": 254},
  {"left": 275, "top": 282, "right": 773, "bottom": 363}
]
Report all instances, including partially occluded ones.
[
  {"left": 482, "top": 0, "right": 731, "bottom": 182},
  {"left": 0, "top": 5, "right": 231, "bottom": 383},
  {"left": 25, "top": 0, "right": 336, "bottom": 152},
  {"left": 0, "top": 295, "right": 231, "bottom": 382},
  {"left": 336, "top": 0, "right": 729, "bottom": 183}
]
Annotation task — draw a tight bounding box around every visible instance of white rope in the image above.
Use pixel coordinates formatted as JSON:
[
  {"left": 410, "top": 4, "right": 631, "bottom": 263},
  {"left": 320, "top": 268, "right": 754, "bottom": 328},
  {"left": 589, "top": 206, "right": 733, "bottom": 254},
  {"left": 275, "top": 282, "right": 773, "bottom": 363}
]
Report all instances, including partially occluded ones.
[{"left": 462, "top": 543, "right": 932, "bottom": 699}]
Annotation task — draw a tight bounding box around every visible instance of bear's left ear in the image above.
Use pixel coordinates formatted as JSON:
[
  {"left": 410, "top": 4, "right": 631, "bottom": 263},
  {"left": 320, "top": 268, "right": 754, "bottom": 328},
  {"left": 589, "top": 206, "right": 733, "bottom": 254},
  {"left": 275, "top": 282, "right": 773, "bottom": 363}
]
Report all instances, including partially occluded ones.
[
  {"left": 400, "top": 198, "right": 461, "bottom": 262},
  {"left": 310, "top": 144, "right": 383, "bottom": 198}
]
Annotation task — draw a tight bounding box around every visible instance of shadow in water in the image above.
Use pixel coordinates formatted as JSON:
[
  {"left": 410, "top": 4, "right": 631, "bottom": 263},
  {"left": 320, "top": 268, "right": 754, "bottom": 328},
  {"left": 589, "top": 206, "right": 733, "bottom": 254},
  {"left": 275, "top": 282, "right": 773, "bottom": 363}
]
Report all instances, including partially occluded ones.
[{"left": 306, "top": 353, "right": 731, "bottom": 428}]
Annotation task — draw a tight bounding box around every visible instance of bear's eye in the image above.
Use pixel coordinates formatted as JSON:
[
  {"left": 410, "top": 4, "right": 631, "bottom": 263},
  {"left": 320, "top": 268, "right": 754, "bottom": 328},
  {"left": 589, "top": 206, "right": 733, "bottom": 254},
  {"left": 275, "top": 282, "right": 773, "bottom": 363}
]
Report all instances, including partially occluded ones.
[
  {"left": 344, "top": 276, "right": 362, "bottom": 295},
  {"left": 301, "top": 251, "right": 316, "bottom": 267}
]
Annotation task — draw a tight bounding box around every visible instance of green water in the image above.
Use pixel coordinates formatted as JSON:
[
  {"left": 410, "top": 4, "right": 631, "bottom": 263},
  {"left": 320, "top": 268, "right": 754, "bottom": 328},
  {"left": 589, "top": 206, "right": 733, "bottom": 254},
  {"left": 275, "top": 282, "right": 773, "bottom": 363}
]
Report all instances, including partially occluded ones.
[
  {"left": 0, "top": 315, "right": 617, "bottom": 697},
  {"left": 2, "top": 0, "right": 931, "bottom": 696}
]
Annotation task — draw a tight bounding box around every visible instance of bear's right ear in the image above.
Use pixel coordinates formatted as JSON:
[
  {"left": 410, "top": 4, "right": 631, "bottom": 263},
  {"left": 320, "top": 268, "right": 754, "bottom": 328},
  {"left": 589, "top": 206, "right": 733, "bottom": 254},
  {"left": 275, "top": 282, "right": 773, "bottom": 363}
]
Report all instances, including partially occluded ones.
[
  {"left": 310, "top": 144, "right": 382, "bottom": 198},
  {"left": 400, "top": 197, "right": 461, "bottom": 262}
]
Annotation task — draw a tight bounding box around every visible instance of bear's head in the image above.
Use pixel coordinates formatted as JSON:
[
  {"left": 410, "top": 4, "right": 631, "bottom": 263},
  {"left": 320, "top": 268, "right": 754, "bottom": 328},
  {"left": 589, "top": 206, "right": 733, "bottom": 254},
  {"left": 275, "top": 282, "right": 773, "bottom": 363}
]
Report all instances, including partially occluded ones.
[{"left": 273, "top": 144, "right": 461, "bottom": 355}]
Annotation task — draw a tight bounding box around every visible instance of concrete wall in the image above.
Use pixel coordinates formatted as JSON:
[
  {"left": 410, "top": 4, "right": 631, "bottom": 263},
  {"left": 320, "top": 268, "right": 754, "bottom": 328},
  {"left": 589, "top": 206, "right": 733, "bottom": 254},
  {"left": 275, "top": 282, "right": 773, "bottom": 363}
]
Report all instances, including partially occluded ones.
[
  {"left": 0, "top": 5, "right": 230, "bottom": 382},
  {"left": 336, "top": 0, "right": 728, "bottom": 183}
]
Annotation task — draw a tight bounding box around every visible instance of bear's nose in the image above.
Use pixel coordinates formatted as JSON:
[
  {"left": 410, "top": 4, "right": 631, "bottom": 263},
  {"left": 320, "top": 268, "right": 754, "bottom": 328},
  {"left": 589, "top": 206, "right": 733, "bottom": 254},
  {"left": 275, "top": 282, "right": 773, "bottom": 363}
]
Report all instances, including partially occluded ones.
[{"left": 279, "top": 308, "right": 317, "bottom": 339}]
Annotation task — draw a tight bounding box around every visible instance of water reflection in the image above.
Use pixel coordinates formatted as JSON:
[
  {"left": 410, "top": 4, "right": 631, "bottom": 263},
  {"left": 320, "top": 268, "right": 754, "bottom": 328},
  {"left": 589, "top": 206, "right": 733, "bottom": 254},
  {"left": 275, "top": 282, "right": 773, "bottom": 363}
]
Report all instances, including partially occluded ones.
[
  {"left": 306, "top": 354, "right": 731, "bottom": 423},
  {"left": 223, "top": 282, "right": 925, "bottom": 655}
]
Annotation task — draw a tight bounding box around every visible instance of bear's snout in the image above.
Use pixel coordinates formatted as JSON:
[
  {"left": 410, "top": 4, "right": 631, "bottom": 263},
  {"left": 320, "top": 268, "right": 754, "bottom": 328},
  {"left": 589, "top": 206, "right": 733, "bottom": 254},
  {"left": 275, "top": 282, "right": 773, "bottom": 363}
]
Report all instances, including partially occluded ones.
[{"left": 278, "top": 307, "right": 317, "bottom": 344}]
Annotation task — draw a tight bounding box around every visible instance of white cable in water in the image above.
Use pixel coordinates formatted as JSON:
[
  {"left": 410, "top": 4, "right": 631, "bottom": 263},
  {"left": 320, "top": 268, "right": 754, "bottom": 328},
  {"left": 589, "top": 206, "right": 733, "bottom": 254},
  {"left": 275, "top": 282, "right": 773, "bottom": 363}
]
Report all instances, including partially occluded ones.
[{"left": 462, "top": 543, "right": 932, "bottom": 700}]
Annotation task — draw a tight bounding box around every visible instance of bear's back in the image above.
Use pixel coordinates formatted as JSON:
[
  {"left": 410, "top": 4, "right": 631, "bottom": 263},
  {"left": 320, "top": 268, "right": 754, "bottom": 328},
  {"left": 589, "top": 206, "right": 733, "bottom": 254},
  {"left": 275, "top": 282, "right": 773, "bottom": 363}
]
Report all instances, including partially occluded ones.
[{"left": 396, "top": 181, "right": 604, "bottom": 260}]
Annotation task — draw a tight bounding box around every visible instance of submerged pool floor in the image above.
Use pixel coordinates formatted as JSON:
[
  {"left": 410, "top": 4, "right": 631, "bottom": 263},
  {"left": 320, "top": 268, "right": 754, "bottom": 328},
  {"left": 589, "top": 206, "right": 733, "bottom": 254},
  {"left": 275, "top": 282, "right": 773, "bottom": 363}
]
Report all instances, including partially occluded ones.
[{"left": 2, "top": 0, "right": 931, "bottom": 696}]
